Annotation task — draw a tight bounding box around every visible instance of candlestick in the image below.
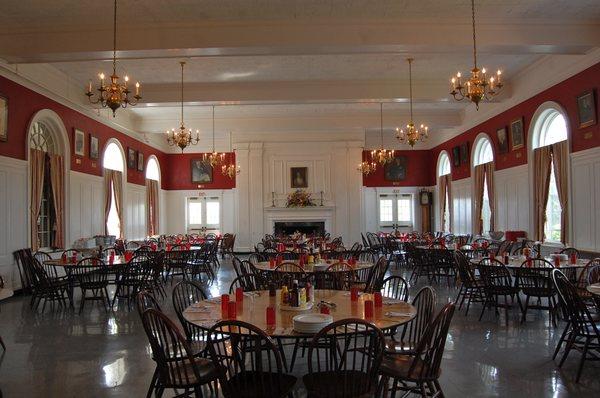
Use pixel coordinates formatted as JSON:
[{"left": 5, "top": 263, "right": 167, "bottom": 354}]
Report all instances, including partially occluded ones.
[
  {"left": 320, "top": 191, "right": 324, "bottom": 206},
  {"left": 271, "top": 191, "right": 276, "bottom": 207}
]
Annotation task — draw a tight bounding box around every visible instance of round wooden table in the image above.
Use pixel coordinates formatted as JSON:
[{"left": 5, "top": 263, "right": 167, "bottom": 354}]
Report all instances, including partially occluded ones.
[
  {"left": 44, "top": 255, "right": 128, "bottom": 267},
  {"left": 183, "top": 289, "right": 416, "bottom": 338},
  {"left": 254, "top": 261, "right": 374, "bottom": 273}
]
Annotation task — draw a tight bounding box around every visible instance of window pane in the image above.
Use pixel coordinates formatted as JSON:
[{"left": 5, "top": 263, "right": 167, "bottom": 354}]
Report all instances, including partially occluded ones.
[
  {"left": 188, "top": 202, "right": 202, "bottom": 225},
  {"left": 106, "top": 184, "right": 121, "bottom": 237},
  {"left": 443, "top": 192, "right": 450, "bottom": 232},
  {"left": 482, "top": 175, "right": 491, "bottom": 233},
  {"left": 146, "top": 158, "right": 160, "bottom": 181},
  {"left": 540, "top": 113, "right": 567, "bottom": 147},
  {"left": 103, "top": 143, "right": 124, "bottom": 172},
  {"left": 206, "top": 202, "right": 220, "bottom": 225},
  {"left": 545, "top": 164, "right": 562, "bottom": 242},
  {"left": 397, "top": 198, "right": 412, "bottom": 222},
  {"left": 380, "top": 199, "right": 393, "bottom": 223}
]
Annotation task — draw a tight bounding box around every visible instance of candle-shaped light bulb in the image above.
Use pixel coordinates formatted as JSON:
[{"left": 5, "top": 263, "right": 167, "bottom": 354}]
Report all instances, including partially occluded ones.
[
  {"left": 482, "top": 68, "right": 486, "bottom": 75},
  {"left": 456, "top": 72, "right": 461, "bottom": 78},
  {"left": 124, "top": 75, "right": 129, "bottom": 88},
  {"left": 99, "top": 73, "right": 105, "bottom": 87},
  {"left": 497, "top": 70, "right": 502, "bottom": 83},
  {"left": 135, "top": 82, "right": 140, "bottom": 96},
  {"left": 88, "top": 80, "right": 92, "bottom": 93}
]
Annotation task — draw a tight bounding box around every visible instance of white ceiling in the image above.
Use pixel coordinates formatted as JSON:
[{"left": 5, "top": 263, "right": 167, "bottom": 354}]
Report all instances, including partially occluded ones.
[{"left": 0, "top": 0, "right": 599, "bottom": 150}]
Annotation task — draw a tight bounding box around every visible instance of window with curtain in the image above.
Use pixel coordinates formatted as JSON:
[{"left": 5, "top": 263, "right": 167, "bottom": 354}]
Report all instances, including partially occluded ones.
[
  {"left": 146, "top": 157, "right": 160, "bottom": 236},
  {"left": 438, "top": 152, "right": 451, "bottom": 232},
  {"left": 473, "top": 136, "right": 494, "bottom": 235},
  {"left": 103, "top": 143, "right": 124, "bottom": 238},
  {"left": 533, "top": 110, "right": 568, "bottom": 242},
  {"left": 29, "top": 122, "right": 57, "bottom": 249}
]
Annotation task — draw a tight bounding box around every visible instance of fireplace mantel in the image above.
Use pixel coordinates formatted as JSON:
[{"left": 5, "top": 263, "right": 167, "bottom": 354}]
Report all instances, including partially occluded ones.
[{"left": 263, "top": 206, "right": 335, "bottom": 235}]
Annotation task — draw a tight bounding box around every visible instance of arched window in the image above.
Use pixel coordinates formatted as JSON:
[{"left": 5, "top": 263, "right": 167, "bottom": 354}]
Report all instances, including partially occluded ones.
[
  {"left": 145, "top": 156, "right": 160, "bottom": 236},
  {"left": 146, "top": 157, "right": 160, "bottom": 181},
  {"left": 437, "top": 151, "right": 451, "bottom": 232},
  {"left": 103, "top": 142, "right": 125, "bottom": 238},
  {"left": 532, "top": 105, "right": 569, "bottom": 242},
  {"left": 29, "top": 121, "right": 61, "bottom": 249},
  {"left": 103, "top": 142, "right": 124, "bottom": 172},
  {"left": 473, "top": 135, "right": 495, "bottom": 235},
  {"left": 438, "top": 152, "right": 451, "bottom": 177}
]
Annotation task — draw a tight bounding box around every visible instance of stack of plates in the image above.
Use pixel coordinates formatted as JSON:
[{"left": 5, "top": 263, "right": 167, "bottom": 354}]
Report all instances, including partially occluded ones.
[{"left": 293, "top": 313, "right": 333, "bottom": 334}]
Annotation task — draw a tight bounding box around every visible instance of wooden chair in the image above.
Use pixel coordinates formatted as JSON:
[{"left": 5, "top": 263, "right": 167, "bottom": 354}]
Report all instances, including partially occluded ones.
[
  {"left": 303, "top": 318, "right": 385, "bottom": 398},
  {"left": 381, "top": 275, "right": 409, "bottom": 302},
  {"left": 172, "top": 280, "right": 210, "bottom": 355},
  {"left": 364, "top": 256, "right": 390, "bottom": 293},
  {"left": 453, "top": 251, "right": 486, "bottom": 315},
  {"left": 72, "top": 258, "right": 110, "bottom": 313},
  {"left": 552, "top": 269, "right": 600, "bottom": 382},
  {"left": 228, "top": 273, "right": 265, "bottom": 293},
  {"left": 379, "top": 303, "right": 456, "bottom": 397},
  {"left": 515, "top": 259, "right": 557, "bottom": 326},
  {"left": 111, "top": 254, "right": 152, "bottom": 310},
  {"left": 141, "top": 309, "right": 218, "bottom": 397},
  {"left": 164, "top": 249, "right": 190, "bottom": 282},
  {"left": 207, "top": 320, "right": 297, "bottom": 398},
  {"left": 477, "top": 258, "right": 522, "bottom": 325},
  {"left": 385, "top": 286, "right": 436, "bottom": 355}
]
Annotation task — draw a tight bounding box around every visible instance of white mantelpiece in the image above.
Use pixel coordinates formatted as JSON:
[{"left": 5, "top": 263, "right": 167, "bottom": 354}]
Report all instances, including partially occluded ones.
[{"left": 263, "top": 206, "right": 335, "bottom": 235}]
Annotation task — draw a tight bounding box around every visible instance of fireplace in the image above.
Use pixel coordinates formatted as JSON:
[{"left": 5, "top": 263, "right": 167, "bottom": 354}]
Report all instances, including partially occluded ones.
[{"left": 274, "top": 221, "right": 325, "bottom": 237}]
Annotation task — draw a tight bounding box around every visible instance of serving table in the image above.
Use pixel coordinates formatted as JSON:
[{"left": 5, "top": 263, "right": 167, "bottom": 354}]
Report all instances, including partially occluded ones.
[{"left": 183, "top": 289, "right": 416, "bottom": 338}]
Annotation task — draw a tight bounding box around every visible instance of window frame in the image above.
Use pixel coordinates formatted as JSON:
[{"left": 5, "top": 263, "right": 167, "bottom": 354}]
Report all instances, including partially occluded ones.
[
  {"left": 528, "top": 101, "right": 570, "bottom": 245},
  {"left": 377, "top": 193, "right": 414, "bottom": 229}
]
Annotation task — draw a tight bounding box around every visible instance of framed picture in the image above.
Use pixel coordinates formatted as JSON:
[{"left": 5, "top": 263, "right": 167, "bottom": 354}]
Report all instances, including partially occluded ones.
[
  {"left": 191, "top": 159, "right": 213, "bottom": 183},
  {"left": 384, "top": 156, "right": 407, "bottom": 181},
  {"left": 74, "top": 128, "right": 85, "bottom": 156},
  {"left": 89, "top": 135, "right": 99, "bottom": 159},
  {"left": 290, "top": 167, "right": 308, "bottom": 188},
  {"left": 460, "top": 142, "right": 469, "bottom": 165},
  {"left": 137, "top": 151, "right": 144, "bottom": 172},
  {"left": 496, "top": 127, "right": 508, "bottom": 154},
  {"left": 452, "top": 146, "right": 460, "bottom": 167},
  {"left": 127, "top": 148, "right": 136, "bottom": 169},
  {"left": 0, "top": 95, "right": 7, "bottom": 142},
  {"left": 576, "top": 90, "right": 597, "bottom": 129},
  {"left": 510, "top": 118, "right": 524, "bottom": 150}
]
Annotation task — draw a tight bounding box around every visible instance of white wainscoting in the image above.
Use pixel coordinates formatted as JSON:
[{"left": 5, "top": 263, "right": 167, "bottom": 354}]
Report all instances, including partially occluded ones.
[
  {"left": 125, "top": 183, "right": 147, "bottom": 241},
  {"left": 361, "top": 187, "right": 424, "bottom": 233},
  {"left": 494, "top": 165, "right": 530, "bottom": 234},
  {"left": 0, "top": 156, "right": 28, "bottom": 291},
  {"left": 451, "top": 178, "right": 472, "bottom": 234},
  {"left": 571, "top": 147, "right": 600, "bottom": 252},
  {"left": 69, "top": 171, "right": 104, "bottom": 244}
]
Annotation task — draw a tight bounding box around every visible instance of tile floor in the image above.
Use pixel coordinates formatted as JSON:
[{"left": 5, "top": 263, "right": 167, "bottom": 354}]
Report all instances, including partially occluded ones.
[{"left": 0, "top": 258, "right": 599, "bottom": 397}]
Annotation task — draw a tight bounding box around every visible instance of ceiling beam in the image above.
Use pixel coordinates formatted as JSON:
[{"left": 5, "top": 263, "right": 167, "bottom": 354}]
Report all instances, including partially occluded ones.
[
  {"left": 1, "top": 20, "right": 598, "bottom": 63},
  {"left": 136, "top": 79, "right": 454, "bottom": 105}
]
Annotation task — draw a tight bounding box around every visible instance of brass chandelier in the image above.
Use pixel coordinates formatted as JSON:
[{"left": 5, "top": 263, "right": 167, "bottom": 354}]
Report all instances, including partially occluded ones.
[
  {"left": 358, "top": 130, "right": 377, "bottom": 176},
  {"left": 85, "top": 0, "right": 141, "bottom": 116},
  {"left": 203, "top": 106, "right": 225, "bottom": 167},
  {"left": 371, "top": 103, "right": 395, "bottom": 166},
  {"left": 166, "top": 62, "right": 200, "bottom": 152},
  {"left": 449, "top": 0, "right": 503, "bottom": 110},
  {"left": 221, "top": 132, "right": 241, "bottom": 179},
  {"left": 397, "top": 58, "right": 429, "bottom": 147}
]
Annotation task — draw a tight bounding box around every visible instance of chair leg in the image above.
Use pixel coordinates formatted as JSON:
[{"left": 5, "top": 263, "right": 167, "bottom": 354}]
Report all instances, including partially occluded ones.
[
  {"left": 552, "top": 322, "right": 570, "bottom": 360},
  {"left": 0, "top": 335, "right": 5, "bottom": 351},
  {"left": 146, "top": 367, "right": 159, "bottom": 398},
  {"left": 79, "top": 289, "right": 86, "bottom": 314},
  {"left": 575, "top": 338, "right": 590, "bottom": 383}
]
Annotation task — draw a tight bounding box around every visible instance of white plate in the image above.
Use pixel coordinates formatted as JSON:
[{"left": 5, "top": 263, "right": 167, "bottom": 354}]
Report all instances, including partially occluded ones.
[{"left": 293, "top": 313, "right": 333, "bottom": 325}]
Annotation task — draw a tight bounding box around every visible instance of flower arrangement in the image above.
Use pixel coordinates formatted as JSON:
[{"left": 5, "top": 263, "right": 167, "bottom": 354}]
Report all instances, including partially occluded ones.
[{"left": 286, "top": 189, "right": 316, "bottom": 207}]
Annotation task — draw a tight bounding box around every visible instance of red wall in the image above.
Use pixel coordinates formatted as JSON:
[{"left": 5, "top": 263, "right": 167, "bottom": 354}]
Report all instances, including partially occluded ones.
[
  {"left": 362, "top": 150, "right": 435, "bottom": 187},
  {"left": 0, "top": 75, "right": 168, "bottom": 188},
  {"left": 430, "top": 62, "right": 600, "bottom": 181},
  {"left": 163, "top": 152, "right": 236, "bottom": 190}
]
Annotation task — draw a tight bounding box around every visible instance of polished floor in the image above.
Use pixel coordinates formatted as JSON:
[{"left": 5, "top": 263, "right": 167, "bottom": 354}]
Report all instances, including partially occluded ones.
[{"left": 0, "top": 258, "right": 599, "bottom": 397}]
